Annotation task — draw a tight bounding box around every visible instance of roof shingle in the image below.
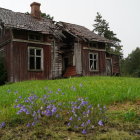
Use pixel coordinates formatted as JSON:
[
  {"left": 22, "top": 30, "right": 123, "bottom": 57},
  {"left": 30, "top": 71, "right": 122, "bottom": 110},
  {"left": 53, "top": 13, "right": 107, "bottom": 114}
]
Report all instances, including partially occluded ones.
[{"left": 0, "top": 7, "right": 54, "bottom": 34}]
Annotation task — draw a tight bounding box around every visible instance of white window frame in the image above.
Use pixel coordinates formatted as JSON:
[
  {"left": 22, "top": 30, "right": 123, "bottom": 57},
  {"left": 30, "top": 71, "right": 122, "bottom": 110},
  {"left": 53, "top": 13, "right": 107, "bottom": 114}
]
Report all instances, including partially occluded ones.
[
  {"left": 89, "top": 53, "right": 99, "bottom": 71},
  {"left": 28, "top": 47, "right": 43, "bottom": 71}
]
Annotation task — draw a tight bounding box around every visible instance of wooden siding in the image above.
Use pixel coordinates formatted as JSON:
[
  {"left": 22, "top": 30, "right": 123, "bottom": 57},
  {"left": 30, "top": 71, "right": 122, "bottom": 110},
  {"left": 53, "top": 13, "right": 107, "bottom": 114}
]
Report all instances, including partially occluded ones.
[
  {"left": 112, "top": 55, "right": 120, "bottom": 75},
  {"left": 51, "top": 41, "right": 62, "bottom": 78},
  {"left": 12, "top": 41, "right": 51, "bottom": 82},
  {"left": 82, "top": 42, "right": 106, "bottom": 76},
  {"left": 74, "top": 42, "right": 82, "bottom": 75},
  {"left": 0, "top": 28, "right": 12, "bottom": 82},
  {"left": 7, "top": 29, "right": 52, "bottom": 82}
]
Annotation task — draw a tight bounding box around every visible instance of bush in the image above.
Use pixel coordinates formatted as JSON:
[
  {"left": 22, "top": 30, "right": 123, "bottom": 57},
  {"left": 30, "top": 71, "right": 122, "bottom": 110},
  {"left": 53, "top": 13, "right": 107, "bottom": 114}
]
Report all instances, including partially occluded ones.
[{"left": 0, "top": 57, "right": 7, "bottom": 85}]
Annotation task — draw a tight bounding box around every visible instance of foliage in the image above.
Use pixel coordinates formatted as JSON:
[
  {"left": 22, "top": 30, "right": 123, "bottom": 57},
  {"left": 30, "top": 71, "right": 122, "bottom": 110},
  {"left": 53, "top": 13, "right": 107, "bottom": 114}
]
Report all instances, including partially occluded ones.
[
  {"left": 93, "top": 12, "right": 123, "bottom": 55},
  {"left": 41, "top": 13, "right": 54, "bottom": 20},
  {"left": 0, "top": 56, "right": 7, "bottom": 85},
  {"left": 121, "top": 47, "right": 140, "bottom": 77}
]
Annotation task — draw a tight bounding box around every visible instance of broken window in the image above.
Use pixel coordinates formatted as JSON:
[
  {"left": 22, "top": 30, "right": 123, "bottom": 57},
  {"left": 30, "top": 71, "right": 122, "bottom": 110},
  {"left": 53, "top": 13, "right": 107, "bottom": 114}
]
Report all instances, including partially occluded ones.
[
  {"left": 28, "top": 47, "right": 43, "bottom": 71},
  {"left": 89, "top": 53, "right": 98, "bottom": 71}
]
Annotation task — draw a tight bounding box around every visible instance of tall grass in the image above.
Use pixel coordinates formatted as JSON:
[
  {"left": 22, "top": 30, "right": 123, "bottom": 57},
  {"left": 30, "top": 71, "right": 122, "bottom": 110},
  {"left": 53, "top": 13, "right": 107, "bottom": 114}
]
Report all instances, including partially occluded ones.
[{"left": 0, "top": 76, "right": 140, "bottom": 123}]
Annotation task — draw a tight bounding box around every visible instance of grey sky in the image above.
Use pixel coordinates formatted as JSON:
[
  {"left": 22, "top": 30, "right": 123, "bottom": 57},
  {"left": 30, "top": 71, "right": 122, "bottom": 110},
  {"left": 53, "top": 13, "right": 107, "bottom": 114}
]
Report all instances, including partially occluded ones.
[{"left": 1, "top": 0, "right": 140, "bottom": 57}]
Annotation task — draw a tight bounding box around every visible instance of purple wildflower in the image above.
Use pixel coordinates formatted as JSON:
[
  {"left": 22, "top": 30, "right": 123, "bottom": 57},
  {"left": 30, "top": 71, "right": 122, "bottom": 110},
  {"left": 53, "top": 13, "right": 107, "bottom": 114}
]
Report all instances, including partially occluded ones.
[
  {"left": 81, "top": 123, "right": 85, "bottom": 127},
  {"left": 74, "top": 125, "right": 78, "bottom": 129},
  {"left": 86, "top": 120, "right": 91, "bottom": 125},
  {"left": 16, "top": 104, "right": 22, "bottom": 108},
  {"left": 32, "top": 122, "right": 35, "bottom": 126},
  {"left": 58, "top": 89, "right": 61, "bottom": 91},
  {"left": 32, "top": 111, "right": 36, "bottom": 117},
  {"left": 24, "top": 100, "right": 29, "bottom": 103},
  {"left": 78, "top": 117, "right": 81, "bottom": 121},
  {"left": 26, "top": 123, "right": 30, "bottom": 127},
  {"left": 26, "top": 111, "right": 30, "bottom": 115},
  {"left": 15, "top": 99, "right": 19, "bottom": 103},
  {"left": 18, "top": 96, "right": 22, "bottom": 99},
  {"left": 14, "top": 91, "right": 18, "bottom": 94},
  {"left": 17, "top": 110, "right": 23, "bottom": 114},
  {"left": 52, "top": 106, "right": 57, "bottom": 113},
  {"left": 67, "top": 122, "right": 71, "bottom": 126},
  {"left": 0, "top": 122, "right": 6, "bottom": 128},
  {"left": 88, "top": 105, "right": 92, "bottom": 109},
  {"left": 69, "top": 117, "right": 73, "bottom": 121},
  {"left": 87, "top": 110, "right": 90, "bottom": 114},
  {"left": 81, "top": 101, "right": 88, "bottom": 106},
  {"left": 82, "top": 129, "right": 87, "bottom": 134},
  {"left": 98, "top": 120, "right": 104, "bottom": 126},
  {"left": 45, "top": 110, "right": 52, "bottom": 116}
]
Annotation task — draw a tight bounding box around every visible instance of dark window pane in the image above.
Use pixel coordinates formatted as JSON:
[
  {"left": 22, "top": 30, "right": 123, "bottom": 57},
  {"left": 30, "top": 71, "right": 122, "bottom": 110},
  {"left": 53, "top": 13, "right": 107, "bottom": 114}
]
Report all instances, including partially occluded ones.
[
  {"left": 94, "top": 61, "right": 97, "bottom": 70},
  {"left": 29, "top": 34, "right": 41, "bottom": 41},
  {"left": 29, "top": 35, "right": 34, "bottom": 40},
  {"left": 94, "top": 54, "right": 97, "bottom": 59},
  {"left": 93, "top": 43, "right": 96, "bottom": 48},
  {"left": 36, "top": 57, "right": 41, "bottom": 69},
  {"left": 30, "top": 49, "right": 35, "bottom": 55},
  {"left": 36, "top": 50, "right": 41, "bottom": 56},
  {"left": 30, "top": 57, "right": 35, "bottom": 69},
  {"left": 35, "top": 36, "right": 41, "bottom": 41},
  {"left": 90, "top": 54, "right": 93, "bottom": 59},
  {"left": 90, "top": 60, "right": 93, "bottom": 67}
]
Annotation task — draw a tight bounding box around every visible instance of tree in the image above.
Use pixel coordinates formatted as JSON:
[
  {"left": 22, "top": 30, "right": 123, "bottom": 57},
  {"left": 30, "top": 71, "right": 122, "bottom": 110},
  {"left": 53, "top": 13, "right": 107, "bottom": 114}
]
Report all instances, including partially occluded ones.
[
  {"left": 93, "top": 12, "right": 122, "bottom": 55},
  {"left": 41, "top": 13, "right": 54, "bottom": 20},
  {"left": 121, "top": 47, "right": 140, "bottom": 77}
]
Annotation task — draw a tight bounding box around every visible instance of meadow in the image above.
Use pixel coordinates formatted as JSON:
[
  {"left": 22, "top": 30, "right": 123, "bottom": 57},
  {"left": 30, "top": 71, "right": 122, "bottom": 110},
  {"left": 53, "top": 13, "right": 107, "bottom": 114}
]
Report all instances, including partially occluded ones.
[{"left": 0, "top": 76, "right": 140, "bottom": 139}]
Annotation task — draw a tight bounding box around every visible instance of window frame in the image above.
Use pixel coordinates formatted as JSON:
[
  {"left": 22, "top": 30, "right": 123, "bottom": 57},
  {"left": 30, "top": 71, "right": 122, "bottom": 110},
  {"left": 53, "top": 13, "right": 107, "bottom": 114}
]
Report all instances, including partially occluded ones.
[
  {"left": 89, "top": 53, "right": 99, "bottom": 71},
  {"left": 28, "top": 47, "right": 44, "bottom": 71}
]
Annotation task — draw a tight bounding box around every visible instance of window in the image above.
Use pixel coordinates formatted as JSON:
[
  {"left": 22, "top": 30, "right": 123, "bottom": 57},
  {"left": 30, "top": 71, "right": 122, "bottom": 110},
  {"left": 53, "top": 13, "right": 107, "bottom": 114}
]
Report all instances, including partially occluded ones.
[
  {"left": 89, "top": 42, "right": 98, "bottom": 48},
  {"left": 28, "top": 34, "right": 42, "bottom": 41},
  {"left": 28, "top": 47, "right": 43, "bottom": 71},
  {"left": 89, "top": 53, "right": 98, "bottom": 71}
]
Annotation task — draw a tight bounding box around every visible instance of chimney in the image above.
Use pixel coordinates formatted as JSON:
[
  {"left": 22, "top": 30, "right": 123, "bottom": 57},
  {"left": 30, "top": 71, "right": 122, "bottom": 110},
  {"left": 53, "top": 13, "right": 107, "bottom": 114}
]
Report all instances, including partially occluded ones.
[{"left": 30, "top": 2, "right": 41, "bottom": 19}]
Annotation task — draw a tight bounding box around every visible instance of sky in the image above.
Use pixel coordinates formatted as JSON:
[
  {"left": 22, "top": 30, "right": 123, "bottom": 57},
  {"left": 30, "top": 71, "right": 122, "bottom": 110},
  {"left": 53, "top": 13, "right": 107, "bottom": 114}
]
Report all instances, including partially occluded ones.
[{"left": 0, "top": 0, "right": 140, "bottom": 58}]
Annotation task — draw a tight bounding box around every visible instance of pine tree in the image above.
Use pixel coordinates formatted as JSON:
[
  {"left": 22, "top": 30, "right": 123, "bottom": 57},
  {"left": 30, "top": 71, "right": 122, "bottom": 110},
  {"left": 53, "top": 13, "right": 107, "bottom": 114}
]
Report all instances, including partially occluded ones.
[{"left": 93, "top": 12, "right": 122, "bottom": 55}]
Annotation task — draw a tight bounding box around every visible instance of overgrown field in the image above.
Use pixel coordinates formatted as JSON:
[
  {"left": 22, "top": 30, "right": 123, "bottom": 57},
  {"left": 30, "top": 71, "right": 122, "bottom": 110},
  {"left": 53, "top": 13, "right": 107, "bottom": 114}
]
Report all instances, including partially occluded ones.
[{"left": 0, "top": 76, "right": 140, "bottom": 139}]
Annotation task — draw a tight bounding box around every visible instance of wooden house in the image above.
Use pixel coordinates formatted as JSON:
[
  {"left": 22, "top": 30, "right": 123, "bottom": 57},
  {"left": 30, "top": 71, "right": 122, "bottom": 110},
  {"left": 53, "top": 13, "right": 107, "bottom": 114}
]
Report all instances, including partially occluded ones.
[{"left": 0, "top": 2, "right": 120, "bottom": 82}]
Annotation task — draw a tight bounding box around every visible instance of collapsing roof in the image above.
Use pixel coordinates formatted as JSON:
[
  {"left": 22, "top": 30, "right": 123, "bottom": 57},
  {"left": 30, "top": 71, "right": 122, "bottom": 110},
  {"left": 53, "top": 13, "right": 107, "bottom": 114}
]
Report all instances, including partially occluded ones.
[
  {"left": 59, "top": 22, "right": 113, "bottom": 44},
  {"left": 0, "top": 4, "right": 112, "bottom": 44}
]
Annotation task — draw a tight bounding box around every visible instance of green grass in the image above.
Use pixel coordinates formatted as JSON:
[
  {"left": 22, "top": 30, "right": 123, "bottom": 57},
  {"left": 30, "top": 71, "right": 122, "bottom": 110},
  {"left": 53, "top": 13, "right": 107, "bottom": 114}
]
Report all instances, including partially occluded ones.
[
  {"left": 0, "top": 76, "right": 140, "bottom": 139},
  {"left": 0, "top": 76, "right": 140, "bottom": 122}
]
